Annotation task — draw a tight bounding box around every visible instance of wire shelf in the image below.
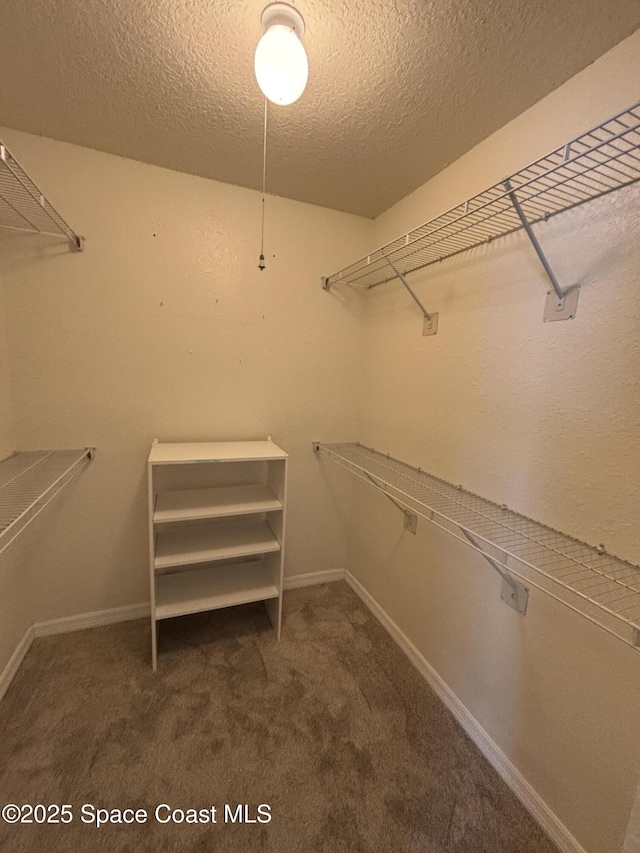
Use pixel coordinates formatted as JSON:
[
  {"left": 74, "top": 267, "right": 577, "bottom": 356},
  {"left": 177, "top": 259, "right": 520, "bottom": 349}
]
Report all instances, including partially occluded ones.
[
  {"left": 315, "top": 442, "right": 640, "bottom": 649},
  {"left": 0, "top": 449, "right": 93, "bottom": 554},
  {"left": 324, "top": 100, "right": 640, "bottom": 291},
  {"left": 0, "top": 142, "right": 83, "bottom": 250}
]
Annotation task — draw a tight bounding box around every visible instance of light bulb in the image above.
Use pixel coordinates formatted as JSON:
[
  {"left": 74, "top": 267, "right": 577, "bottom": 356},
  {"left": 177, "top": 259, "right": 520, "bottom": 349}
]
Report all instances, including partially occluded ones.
[{"left": 254, "top": 23, "right": 308, "bottom": 106}]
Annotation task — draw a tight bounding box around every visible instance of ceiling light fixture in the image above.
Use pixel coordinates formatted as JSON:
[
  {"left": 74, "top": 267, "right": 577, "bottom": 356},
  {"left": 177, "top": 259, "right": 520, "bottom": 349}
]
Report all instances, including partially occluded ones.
[
  {"left": 254, "top": 3, "right": 308, "bottom": 106},
  {"left": 255, "top": 4, "right": 308, "bottom": 271}
]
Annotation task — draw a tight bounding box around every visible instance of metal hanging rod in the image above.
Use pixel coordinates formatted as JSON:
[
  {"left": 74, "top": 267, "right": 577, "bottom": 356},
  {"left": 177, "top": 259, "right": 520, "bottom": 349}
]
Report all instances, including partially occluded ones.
[
  {"left": 0, "top": 142, "right": 84, "bottom": 251},
  {"left": 322, "top": 100, "right": 640, "bottom": 323},
  {"left": 0, "top": 448, "right": 95, "bottom": 555},
  {"left": 313, "top": 442, "right": 640, "bottom": 648}
]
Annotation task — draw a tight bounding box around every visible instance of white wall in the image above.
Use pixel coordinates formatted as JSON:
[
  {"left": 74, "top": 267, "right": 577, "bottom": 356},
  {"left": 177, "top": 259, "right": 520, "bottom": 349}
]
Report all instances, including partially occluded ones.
[
  {"left": 347, "top": 29, "right": 640, "bottom": 853},
  {"left": 0, "top": 131, "right": 369, "bottom": 647}
]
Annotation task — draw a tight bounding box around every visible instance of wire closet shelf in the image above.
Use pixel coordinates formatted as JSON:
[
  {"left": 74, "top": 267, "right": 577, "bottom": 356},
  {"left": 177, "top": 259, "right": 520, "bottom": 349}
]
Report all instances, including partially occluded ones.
[
  {"left": 315, "top": 443, "right": 640, "bottom": 650},
  {"left": 0, "top": 449, "right": 93, "bottom": 554},
  {"left": 324, "top": 100, "right": 640, "bottom": 291},
  {"left": 0, "top": 142, "right": 83, "bottom": 250}
]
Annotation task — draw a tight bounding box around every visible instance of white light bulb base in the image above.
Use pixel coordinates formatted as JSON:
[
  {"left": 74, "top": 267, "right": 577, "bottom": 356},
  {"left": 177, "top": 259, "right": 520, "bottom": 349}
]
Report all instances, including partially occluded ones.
[{"left": 260, "top": 2, "right": 305, "bottom": 38}]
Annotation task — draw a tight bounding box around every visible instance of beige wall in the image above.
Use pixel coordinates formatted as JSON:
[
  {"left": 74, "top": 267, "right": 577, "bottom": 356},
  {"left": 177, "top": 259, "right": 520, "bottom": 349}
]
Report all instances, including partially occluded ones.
[
  {"left": 347, "top": 29, "right": 640, "bottom": 853},
  {"left": 624, "top": 778, "right": 640, "bottom": 853},
  {"left": 0, "top": 273, "right": 15, "bottom": 460},
  {"left": 0, "top": 270, "right": 28, "bottom": 676},
  {"left": 0, "top": 515, "right": 50, "bottom": 691},
  {"left": 0, "top": 131, "right": 369, "bottom": 635}
]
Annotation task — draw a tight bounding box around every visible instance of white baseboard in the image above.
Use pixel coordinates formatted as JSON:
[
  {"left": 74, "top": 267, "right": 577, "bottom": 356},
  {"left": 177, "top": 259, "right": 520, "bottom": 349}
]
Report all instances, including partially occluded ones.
[
  {"left": 344, "top": 570, "right": 586, "bottom": 853},
  {"left": 284, "top": 568, "right": 345, "bottom": 589},
  {"left": 0, "top": 625, "right": 34, "bottom": 703},
  {"left": 1, "top": 603, "right": 149, "bottom": 702},
  {"left": 33, "top": 602, "right": 150, "bottom": 637}
]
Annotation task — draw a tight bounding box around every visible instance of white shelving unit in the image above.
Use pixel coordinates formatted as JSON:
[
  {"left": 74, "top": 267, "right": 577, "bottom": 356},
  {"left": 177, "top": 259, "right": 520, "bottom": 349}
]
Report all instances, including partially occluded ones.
[{"left": 148, "top": 439, "right": 288, "bottom": 670}]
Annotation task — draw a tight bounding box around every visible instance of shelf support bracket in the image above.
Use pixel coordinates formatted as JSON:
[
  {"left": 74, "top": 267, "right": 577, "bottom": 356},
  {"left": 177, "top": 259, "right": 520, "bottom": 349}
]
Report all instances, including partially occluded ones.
[
  {"left": 314, "top": 443, "right": 419, "bottom": 533},
  {"left": 460, "top": 528, "right": 529, "bottom": 614},
  {"left": 503, "top": 179, "right": 579, "bottom": 322},
  {"left": 362, "top": 469, "right": 418, "bottom": 533},
  {"left": 382, "top": 253, "right": 438, "bottom": 336}
]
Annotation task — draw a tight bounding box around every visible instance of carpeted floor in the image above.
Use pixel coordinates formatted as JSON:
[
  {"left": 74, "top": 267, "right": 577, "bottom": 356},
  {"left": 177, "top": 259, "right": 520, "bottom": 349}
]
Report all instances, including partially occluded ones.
[{"left": 0, "top": 581, "right": 559, "bottom": 852}]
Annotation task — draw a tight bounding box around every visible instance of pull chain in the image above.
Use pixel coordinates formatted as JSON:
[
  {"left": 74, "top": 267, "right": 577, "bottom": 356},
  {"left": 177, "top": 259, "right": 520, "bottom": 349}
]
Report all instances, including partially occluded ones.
[{"left": 259, "top": 97, "right": 268, "bottom": 271}]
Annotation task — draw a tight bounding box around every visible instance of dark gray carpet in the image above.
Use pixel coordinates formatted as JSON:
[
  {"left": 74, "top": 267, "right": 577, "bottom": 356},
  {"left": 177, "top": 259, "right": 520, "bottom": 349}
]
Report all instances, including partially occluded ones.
[{"left": 0, "top": 582, "right": 558, "bottom": 852}]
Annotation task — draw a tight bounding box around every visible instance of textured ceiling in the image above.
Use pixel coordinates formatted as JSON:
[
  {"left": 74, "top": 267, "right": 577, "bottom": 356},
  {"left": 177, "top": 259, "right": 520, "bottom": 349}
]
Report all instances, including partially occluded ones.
[{"left": 1, "top": 1, "right": 639, "bottom": 218}]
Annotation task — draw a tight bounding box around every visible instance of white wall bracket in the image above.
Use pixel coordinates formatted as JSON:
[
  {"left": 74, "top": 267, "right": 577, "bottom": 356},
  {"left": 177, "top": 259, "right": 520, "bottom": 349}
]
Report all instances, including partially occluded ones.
[
  {"left": 543, "top": 286, "right": 579, "bottom": 322},
  {"left": 321, "top": 272, "right": 438, "bottom": 336},
  {"left": 383, "top": 252, "right": 438, "bottom": 336},
  {"left": 503, "top": 178, "right": 578, "bottom": 322},
  {"left": 501, "top": 577, "right": 530, "bottom": 615},
  {"left": 461, "top": 528, "right": 528, "bottom": 614},
  {"left": 363, "top": 467, "right": 420, "bottom": 531},
  {"left": 315, "top": 441, "right": 418, "bottom": 534},
  {"left": 404, "top": 511, "right": 418, "bottom": 534},
  {"left": 422, "top": 313, "right": 439, "bottom": 336}
]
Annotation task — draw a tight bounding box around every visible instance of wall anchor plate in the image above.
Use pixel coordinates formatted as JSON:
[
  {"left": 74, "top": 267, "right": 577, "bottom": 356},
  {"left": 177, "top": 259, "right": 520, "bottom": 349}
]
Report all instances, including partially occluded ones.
[
  {"left": 501, "top": 577, "right": 529, "bottom": 614},
  {"left": 423, "top": 312, "right": 439, "bottom": 336},
  {"left": 404, "top": 511, "right": 418, "bottom": 534},
  {"left": 544, "top": 287, "right": 579, "bottom": 322}
]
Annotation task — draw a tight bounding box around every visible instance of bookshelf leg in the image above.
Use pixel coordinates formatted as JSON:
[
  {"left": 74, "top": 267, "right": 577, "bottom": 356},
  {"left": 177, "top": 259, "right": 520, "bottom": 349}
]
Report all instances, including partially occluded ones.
[{"left": 151, "top": 618, "right": 158, "bottom": 671}]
